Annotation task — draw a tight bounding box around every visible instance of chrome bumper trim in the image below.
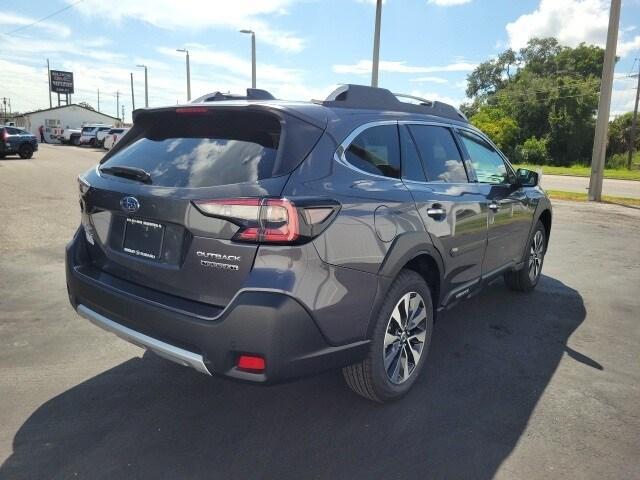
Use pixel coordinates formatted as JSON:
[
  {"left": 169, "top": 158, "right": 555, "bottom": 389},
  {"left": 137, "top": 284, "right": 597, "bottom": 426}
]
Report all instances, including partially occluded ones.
[{"left": 77, "top": 304, "right": 211, "bottom": 376}]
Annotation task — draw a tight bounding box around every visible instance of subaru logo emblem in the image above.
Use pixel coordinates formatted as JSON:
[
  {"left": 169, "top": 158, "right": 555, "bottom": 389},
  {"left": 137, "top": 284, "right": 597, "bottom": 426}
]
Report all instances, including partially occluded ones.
[{"left": 120, "top": 196, "right": 140, "bottom": 214}]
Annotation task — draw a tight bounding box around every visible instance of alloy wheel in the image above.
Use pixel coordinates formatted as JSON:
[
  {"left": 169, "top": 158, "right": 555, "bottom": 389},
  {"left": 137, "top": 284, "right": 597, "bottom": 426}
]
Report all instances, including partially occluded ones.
[
  {"left": 528, "top": 230, "right": 545, "bottom": 282},
  {"left": 383, "top": 292, "right": 428, "bottom": 384}
]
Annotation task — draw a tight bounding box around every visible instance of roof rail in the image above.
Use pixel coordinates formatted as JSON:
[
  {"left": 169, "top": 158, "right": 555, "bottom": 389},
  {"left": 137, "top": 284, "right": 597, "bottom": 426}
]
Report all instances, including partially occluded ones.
[
  {"left": 191, "top": 88, "right": 276, "bottom": 103},
  {"left": 320, "top": 84, "right": 467, "bottom": 122}
]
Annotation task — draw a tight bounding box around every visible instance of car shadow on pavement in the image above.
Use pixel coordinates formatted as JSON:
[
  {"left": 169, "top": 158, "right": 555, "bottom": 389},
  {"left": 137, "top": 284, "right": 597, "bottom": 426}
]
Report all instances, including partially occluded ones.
[{"left": 0, "top": 275, "right": 589, "bottom": 480}]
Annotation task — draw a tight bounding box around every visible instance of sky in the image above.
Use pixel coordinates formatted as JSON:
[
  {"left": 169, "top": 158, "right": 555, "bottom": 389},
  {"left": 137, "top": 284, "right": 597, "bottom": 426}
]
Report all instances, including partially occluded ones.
[{"left": 0, "top": 0, "right": 639, "bottom": 123}]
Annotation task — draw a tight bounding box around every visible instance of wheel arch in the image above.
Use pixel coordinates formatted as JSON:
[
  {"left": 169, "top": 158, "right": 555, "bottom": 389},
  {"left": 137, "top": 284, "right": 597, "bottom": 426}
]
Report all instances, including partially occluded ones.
[
  {"left": 368, "top": 233, "right": 444, "bottom": 338},
  {"left": 538, "top": 208, "right": 552, "bottom": 246}
]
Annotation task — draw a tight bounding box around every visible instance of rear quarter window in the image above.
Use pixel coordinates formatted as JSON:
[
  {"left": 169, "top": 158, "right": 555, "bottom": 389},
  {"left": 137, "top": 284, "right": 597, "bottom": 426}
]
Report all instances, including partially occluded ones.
[{"left": 344, "top": 124, "right": 400, "bottom": 178}]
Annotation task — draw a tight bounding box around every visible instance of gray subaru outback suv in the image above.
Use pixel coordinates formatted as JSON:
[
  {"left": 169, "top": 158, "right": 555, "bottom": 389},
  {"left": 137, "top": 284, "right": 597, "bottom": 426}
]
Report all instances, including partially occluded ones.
[{"left": 66, "top": 84, "right": 551, "bottom": 402}]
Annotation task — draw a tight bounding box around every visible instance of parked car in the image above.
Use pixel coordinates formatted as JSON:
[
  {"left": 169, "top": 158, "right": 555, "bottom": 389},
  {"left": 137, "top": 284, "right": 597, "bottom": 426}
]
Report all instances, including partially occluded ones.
[
  {"left": 95, "top": 127, "right": 117, "bottom": 148},
  {"left": 79, "top": 125, "right": 112, "bottom": 147},
  {"left": 60, "top": 128, "right": 82, "bottom": 145},
  {"left": 103, "top": 128, "right": 129, "bottom": 150},
  {"left": 0, "top": 126, "right": 38, "bottom": 159},
  {"left": 66, "top": 85, "right": 552, "bottom": 403}
]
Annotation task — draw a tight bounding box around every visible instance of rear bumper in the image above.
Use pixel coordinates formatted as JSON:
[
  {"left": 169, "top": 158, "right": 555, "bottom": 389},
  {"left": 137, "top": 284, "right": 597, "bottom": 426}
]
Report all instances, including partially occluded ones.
[
  {"left": 77, "top": 304, "right": 211, "bottom": 375},
  {"left": 65, "top": 229, "right": 369, "bottom": 383}
]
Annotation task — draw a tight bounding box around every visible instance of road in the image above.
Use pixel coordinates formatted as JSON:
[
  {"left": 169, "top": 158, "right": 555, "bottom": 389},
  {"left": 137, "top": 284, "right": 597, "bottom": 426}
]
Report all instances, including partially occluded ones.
[
  {"left": 541, "top": 173, "right": 640, "bottom": 199},
  {"left": 1, "top": 144, "right": 639, "bottom": 479}
]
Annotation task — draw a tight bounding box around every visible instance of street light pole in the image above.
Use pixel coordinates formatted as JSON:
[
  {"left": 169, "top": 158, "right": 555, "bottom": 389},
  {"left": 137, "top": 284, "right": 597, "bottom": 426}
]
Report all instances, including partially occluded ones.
[
  {"left": 240, "top": 30, "right": 256, "bottom": 88},
  {"left": 136, "top": 64, "right": 149, "bottom": 107},
  {"left": 176, "top": 49, "right": 191, "bottom": 101},
  {"left": 588, "top": 0, "right": 621, "bottom": 201},
  {"left": 130, "top": 72, "right": 135, "bottom": 111},
  {"left": 371, "top": 0, "right": 382, "bottom": 88}
]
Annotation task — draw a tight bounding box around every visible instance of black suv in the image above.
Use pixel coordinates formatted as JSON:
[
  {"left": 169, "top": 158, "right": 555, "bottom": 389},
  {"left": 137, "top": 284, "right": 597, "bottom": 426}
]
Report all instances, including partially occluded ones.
[
  {"left": 66, "top": 85, "right": 551, "bottom": 402},
  {"left": 0, "top": 127, "right": 38, "bottom": 159}
]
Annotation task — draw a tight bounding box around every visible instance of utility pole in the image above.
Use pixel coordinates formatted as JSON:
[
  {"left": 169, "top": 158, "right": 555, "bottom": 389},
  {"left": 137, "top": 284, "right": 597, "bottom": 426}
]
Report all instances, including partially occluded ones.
[
  {"left": 130, "top": 72, "right": 136, "bottom": 110},
  {"left": 371, "top": 0, "right": 382, "bottom": 88},
  {"left": 115, "top": 91, "right": 120, "bottom": 120},
  {"left": 47, "top": 59, "right": 52, "bottom": 108},
  {"left": 2, "top": 97, "right": 6, "bottom": 118},
  {"left": 121, "top": 104, "right": 125, "bottom": 123},
  {"left": 628, "top": 61, "right": 640, "bottom": 170},
  {"left": 97, "top": 89, "right": 100, "bottom": 112},
  {"left": 588, "top": 0, "right": 621, "bottom": 202}
]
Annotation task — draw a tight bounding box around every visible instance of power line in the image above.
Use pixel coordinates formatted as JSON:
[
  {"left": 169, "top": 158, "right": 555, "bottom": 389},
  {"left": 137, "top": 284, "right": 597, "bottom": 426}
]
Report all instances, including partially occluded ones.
[
  {"left": 2, "top": 0, "right": 85, "bottom": 36},
  {"left": 491, "top": 80, "right": 601, "bottom": 100},
  {"left": 502, "top": 90, "right": 601, "bottom": 106}
]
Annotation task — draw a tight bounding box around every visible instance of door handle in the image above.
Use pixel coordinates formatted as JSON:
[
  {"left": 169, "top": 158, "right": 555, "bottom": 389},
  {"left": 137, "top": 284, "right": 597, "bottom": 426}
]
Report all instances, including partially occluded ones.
[
  {"left": 488, "top": 202, "right": 500, "bottom": 212},
  {"left": 426, "top": 207, "right": 446, "bottom": 218}
]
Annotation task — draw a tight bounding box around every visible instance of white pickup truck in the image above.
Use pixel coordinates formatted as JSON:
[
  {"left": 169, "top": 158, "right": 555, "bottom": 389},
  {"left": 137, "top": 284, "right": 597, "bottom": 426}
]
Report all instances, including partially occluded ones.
[{"left": 60, "top": 128, "right": 82, "bottom": 145}]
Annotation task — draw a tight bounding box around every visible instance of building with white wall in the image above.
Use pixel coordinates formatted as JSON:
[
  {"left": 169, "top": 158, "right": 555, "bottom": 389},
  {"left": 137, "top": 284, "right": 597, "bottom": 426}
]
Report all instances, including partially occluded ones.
[{"left": 14, "top": 104, "right": 122, "bottom": 142}]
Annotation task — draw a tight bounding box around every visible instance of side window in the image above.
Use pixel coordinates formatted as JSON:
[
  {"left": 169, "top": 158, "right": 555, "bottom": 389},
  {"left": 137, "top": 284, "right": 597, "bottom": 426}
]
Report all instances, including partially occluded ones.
[
  {"left": 458, "top": 130, "right": 513, "bottom": 185},
  {"left": 408, "top": 125, "right": 468, "bottom": 183},
  {"left": 6, "top": 127, "right": 21, "bottom": 135},
  {"left": 399, "top": 125, "right": 426, "bottom": 182},
  {"left": 344, "top": 125, "right": 400, "bottom": 178}
]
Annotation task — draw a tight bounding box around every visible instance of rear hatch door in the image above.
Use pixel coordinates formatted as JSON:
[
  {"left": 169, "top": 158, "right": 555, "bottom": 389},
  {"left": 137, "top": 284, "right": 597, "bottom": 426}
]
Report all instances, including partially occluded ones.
[{"left": 80, "top": 105, "right": 325, "bottom": 308}]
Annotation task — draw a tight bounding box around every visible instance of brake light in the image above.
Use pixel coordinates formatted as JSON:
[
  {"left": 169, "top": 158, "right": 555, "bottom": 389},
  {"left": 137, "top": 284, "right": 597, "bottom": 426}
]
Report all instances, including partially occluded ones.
[
  {"left": 175, "top": 107, "right": 208, "bottom": 115},
  {"left": 2, "top": 129, "right": 8, "bottom": 141},
  {"left": 194, "top": 198, "right": 299, "bottom": 243}
]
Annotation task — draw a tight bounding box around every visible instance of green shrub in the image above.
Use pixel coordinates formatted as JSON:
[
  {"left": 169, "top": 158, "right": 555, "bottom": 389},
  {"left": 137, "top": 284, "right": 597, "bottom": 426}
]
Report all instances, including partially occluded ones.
[
  {"left": 515, "top": 137, "right": 549, "bottom": 165},
  {"left": 606, "top": 151, "right": 640, "bottom": 170}
]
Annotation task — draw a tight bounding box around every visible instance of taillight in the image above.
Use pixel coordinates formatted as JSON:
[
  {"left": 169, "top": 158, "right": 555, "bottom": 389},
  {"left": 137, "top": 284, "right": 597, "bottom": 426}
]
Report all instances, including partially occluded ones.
[
  {"left": 194, "top": 198, "right": 298, "bottom": 243},
  {"left": 2, "top": 129, "right": 8, "bottom": 141},
  {"left": 193, "top": 197, "right": 339, "bottom": 244}
]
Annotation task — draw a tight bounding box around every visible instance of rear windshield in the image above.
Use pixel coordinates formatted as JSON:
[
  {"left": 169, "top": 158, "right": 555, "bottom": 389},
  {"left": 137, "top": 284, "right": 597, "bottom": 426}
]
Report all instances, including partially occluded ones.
[{"left": 101, "top": 108, "right": 323, "bottom": 188}]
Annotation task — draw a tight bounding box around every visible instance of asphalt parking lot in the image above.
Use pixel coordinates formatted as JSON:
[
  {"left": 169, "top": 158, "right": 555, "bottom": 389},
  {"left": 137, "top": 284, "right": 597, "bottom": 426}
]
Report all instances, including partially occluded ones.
[{"left": 1, "top": 144, "right": 639, "bottom": 479}]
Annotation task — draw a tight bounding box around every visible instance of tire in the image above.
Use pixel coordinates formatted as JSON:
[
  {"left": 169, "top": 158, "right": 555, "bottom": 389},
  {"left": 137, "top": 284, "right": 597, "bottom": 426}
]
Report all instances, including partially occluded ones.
[
  {"left": 89, "top": 138, "right": 96, "bottom": 147},
  {"left": 504, "top": 220, "right": 547, "bottom": 292},
  {"left": 0, "top": 153, "right": 5, "bottom": 159},
  {"left": 343, "top": 270, "right": 434, "bottom": 403},
  {"left": 18, "top": 144, "right": 34, "bottom": 159},
  {"left": 72, "top": 136, "right": 80, "bottom": 146}
]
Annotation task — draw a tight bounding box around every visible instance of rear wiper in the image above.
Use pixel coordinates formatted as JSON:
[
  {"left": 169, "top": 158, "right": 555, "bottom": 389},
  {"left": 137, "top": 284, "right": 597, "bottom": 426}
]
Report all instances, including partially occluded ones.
[{"left": 100, "top": 165, "right": 152, "bottom": 184}]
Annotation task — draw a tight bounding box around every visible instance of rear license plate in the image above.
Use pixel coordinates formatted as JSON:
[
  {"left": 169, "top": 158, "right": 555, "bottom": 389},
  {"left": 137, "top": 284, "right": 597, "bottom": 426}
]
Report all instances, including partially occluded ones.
[{"left": 123, "top": 217, "right": 164, "bottom": 260}]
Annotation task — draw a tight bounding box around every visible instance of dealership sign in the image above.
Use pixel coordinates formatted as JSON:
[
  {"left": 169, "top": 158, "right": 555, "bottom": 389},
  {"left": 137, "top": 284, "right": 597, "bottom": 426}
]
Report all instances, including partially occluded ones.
[{"left": 50, "top": 70, "right": 74, "bottom": 94}]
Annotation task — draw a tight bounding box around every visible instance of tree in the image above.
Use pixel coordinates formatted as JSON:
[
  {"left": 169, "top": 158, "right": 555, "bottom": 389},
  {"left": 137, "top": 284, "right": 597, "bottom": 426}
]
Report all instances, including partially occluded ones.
[
  {"left": 470, "top": 106, "right": 519, "bottom": 155},
  {"left": 78, "top": 102, "right": 95, "bottom": 111},
  {"left": 464, "top": 38, "right": 604, "bottom": 165},
  {"left": 608, "top": 112, "right": 639, "bottom": 156},
  {"left": 465, "top": 48, "right": 517, "bottom": 99}
]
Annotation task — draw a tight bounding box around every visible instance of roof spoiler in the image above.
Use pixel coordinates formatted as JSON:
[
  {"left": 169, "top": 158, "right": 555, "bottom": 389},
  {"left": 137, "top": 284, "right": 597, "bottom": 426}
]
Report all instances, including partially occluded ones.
[
  {"left": 190, "top": 88, "right": 276, "bottom": 103},
  {"left": 319, "top": 84, "right": 468, "bottom": 122}
]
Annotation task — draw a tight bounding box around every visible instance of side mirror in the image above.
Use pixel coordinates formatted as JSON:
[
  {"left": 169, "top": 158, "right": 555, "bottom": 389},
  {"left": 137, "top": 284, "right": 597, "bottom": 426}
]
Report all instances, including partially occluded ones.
[{"left": 516, "top": 168, "right": 539, "bottom": 187}]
